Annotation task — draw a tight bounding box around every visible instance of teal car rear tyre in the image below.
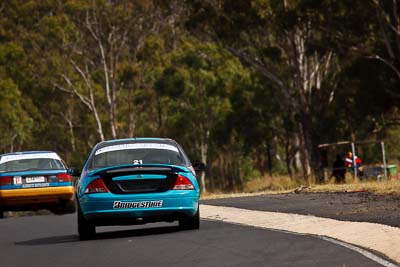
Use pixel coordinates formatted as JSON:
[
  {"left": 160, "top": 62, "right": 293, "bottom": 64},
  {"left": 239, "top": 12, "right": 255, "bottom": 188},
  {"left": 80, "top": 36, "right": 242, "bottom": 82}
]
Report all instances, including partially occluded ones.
[
  {"left": 78, "top": 205, "right": 96, "bottom": 240},
  {"left": 179, "top": 206, "right": 200, "bottom": 230}
]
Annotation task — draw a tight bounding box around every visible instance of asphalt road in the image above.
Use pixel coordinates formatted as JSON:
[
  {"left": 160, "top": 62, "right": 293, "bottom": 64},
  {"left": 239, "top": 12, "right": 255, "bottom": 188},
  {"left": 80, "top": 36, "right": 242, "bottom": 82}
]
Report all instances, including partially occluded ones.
[{"left": 0, "top": 208, "right": 383, "bottom": 266}]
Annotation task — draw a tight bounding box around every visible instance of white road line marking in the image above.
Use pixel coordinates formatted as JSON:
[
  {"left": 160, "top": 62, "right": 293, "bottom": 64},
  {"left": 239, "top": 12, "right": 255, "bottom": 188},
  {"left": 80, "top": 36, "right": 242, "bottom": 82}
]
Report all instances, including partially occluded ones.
[
  {"left": 200, "top": 204, "right": 400, "bottom": 266},
  {"left": 320, "top": 236, "right": 398, "bottom": 267}
]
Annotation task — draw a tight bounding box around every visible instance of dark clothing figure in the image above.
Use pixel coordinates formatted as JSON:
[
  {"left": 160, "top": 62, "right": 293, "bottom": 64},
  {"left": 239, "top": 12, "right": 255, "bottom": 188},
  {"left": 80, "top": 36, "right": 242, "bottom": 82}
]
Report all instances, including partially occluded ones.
[{"left": 332, "top": 154, "right": 346, "bottom": 183}]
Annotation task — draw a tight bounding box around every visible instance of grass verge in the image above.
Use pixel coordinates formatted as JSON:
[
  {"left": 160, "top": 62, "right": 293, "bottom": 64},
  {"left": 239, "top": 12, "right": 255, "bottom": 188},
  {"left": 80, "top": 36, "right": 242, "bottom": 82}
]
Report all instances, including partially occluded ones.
[{"left": 201, "top": 175, "right": 400, "bottom": 200}]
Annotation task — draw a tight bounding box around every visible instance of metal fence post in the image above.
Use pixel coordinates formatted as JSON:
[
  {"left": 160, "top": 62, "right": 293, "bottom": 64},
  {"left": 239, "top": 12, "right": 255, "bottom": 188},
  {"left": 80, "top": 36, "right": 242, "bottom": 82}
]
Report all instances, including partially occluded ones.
[
  {"left": 381, "top": 141, "right": 387, "bottom": 179},
  {"left": 351, "top": 142, "right": 357, "bottom": 179}
]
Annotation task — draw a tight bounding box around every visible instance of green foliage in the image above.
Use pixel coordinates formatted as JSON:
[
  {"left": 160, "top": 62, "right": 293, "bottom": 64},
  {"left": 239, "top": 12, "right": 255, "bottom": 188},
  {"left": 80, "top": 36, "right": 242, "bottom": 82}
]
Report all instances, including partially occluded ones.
[
  {"left": 156, "top": 38, "right": 237, "bottom": 142},
  {"left": 0, "top": 78, "right": 33, "bottom": 151},
  {"left": 0, "top": 0, "right": 400, "bottom": 192}
]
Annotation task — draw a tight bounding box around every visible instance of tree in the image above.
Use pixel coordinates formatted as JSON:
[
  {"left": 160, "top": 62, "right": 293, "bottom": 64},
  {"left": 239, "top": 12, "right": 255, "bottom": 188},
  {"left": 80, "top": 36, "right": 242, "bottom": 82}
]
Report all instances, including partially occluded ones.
[
  {"left": 156, "top": 38, "right": 249, "bottom": 192},
  {"left": 371, "top": 0, "right": 400, "bottom": 86},
  {"left": 54, "top": 0, "right": 183, "bottom": 141},
  {"left": 0, "top": 77, "right": 33, "bottom": 152},
  {"left": 0, "top": 5, "right": 37, "bottom": 152},
  {"left": 186, "top": 0, "right": 374, "bottom": 179}
]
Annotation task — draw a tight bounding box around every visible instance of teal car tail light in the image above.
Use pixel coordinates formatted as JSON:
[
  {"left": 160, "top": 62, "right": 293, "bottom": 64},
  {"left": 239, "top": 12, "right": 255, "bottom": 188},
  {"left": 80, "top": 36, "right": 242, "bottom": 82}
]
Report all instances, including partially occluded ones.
[
  {"left": 57, "top": 173, "right": 73, "bottom": 183},
  {"left": 172, "top": 175, "right": 194, "bottom": 190},
  {"left": 84, "top": 178, "right": 110, "bottom": 194},
  {"left": 0, "top": 176, "right": 12, "bottom": 186}
]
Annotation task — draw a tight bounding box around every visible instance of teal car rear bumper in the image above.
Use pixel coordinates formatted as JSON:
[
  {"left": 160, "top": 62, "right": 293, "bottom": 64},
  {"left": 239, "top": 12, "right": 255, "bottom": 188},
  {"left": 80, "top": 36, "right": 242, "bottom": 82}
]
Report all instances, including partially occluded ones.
[{"left": 79, "top": 190, "right": 199, "bottom": 225}]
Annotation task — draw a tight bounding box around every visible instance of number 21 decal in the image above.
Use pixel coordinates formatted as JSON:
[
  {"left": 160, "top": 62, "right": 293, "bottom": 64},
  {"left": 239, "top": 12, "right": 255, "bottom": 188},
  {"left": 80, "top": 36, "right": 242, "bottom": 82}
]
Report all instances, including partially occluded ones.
[{"left": 133, "top": 160, "right": 143, "bottom": 164}]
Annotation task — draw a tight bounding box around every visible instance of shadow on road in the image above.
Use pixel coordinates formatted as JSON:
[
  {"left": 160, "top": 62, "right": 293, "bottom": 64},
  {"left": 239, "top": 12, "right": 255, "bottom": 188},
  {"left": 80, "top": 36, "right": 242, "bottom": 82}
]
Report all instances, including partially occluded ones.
[
  {"left": 15, "top": 235, "right": 79, "bottom": 245},
  {"left": 95, "top": 225, "right": 181, "bottom": 240},
  {"left": 15, "top": 225, "right": 181, "bottom": 246}
]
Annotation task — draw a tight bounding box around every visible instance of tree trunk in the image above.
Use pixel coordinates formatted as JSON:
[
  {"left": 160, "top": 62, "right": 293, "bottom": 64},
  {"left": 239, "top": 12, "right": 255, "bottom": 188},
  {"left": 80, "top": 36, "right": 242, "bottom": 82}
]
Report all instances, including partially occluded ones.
[
  {"left": 199, "top": 139, "right": 208, "bottom": 193},
  {"left": 297, "top": 111, "right": 312, "bottom": 178},
  {"left": 266, "top": 142, "right": 273, "bottom": 177}
]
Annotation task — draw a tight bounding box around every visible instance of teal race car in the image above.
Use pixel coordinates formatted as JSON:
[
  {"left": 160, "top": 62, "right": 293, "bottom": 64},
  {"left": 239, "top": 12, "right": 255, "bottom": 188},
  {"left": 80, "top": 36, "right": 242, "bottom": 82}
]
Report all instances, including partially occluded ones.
[{"left": 76, "top": 138, "right": 202, "bottom": 240}]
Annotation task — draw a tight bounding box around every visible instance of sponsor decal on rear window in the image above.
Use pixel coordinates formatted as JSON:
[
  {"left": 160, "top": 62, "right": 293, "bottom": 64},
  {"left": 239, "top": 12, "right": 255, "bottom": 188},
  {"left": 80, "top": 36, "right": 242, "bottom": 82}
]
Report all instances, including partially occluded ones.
[
  {"left": 22, "top": 183, "right": 50, "bottom": 188},
  {"left": 113, "top": 200, "right": 163, "bottom": 209},
  {"left": 95, "top": 143, "right": 179, "bottom": 155},
  {"left": 0, "top": 153, "right": 61, "bottom": 164}
]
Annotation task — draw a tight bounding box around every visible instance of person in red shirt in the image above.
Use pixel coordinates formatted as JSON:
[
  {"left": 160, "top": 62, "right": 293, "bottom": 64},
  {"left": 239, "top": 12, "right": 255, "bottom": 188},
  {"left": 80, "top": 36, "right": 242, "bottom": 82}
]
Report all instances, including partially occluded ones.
[{"left": 345, "top": 152, "right": 363, "bottom": 176}]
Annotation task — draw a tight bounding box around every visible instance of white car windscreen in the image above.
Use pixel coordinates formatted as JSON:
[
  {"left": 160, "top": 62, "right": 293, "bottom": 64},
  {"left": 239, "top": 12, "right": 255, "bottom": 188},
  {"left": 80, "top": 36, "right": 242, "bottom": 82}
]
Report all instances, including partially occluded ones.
[{"left": 0, "top": 153, "right": 64, "bottom": 172}]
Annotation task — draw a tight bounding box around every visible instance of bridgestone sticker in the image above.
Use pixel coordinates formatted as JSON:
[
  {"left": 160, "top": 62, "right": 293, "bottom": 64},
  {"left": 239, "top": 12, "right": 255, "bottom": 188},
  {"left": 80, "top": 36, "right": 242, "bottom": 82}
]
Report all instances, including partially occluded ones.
[{"left": 113, "top": 200, "right": 163, "bottom": 209}]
